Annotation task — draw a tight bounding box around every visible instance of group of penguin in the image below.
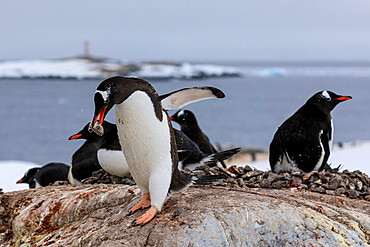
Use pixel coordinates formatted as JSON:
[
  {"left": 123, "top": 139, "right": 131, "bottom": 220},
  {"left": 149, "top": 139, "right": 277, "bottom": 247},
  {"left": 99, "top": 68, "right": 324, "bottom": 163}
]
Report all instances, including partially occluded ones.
[{"left": 17, "top": 76, "right": 351, "bottom": 225}]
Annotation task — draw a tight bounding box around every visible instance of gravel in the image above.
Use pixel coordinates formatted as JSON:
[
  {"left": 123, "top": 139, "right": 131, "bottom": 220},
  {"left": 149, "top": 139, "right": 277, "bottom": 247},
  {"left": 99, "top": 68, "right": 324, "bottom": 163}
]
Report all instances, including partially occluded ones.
[{"left": 80, "top": 165, "right": 369, "bottom": 201}]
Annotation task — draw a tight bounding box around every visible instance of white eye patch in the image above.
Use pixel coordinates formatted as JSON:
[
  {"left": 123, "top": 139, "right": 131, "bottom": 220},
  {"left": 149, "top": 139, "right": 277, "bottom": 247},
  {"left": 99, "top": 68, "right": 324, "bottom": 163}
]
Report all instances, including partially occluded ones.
[
  {"left": 322, "top": 90, "right": 331, "bottom": 100},
  {"left": 177, "top": 110, "right": 185, "bottom": 117},
  {"left": 96, "top": 90, "right": 110, "bottom": 103}
]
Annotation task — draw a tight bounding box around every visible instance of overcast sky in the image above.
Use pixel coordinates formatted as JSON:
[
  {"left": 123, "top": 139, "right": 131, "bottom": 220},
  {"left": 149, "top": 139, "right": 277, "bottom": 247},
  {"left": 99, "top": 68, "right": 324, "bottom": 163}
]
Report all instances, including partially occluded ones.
[{"left": 1, "top": 0, "right": 370, "bottom": 61}]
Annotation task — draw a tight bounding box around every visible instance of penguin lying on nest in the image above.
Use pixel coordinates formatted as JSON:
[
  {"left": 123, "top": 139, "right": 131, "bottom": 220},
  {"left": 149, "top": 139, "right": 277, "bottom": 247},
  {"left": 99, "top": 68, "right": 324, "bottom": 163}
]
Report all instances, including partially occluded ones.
[
  {"left": 68, "top": 121, "right": 124, "bottom": 184},
  {"left": 269, "top": 90, "right": 351, "bottom": 173},
  {"left": 17, "top": 163, "right": 69, "bottom": 188},
  {"left": 89, "top": 76, "right": 227, "bottom": 225},
  {"left": 69, "top": 121, "right": 239, "bottom": 184}
]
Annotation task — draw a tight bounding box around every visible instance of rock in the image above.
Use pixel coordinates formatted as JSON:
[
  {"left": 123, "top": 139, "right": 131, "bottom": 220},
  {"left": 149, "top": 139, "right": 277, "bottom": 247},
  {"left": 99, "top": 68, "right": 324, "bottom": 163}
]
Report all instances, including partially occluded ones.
[
  {"left": 243, "top": 164, "right": 253, "bottom": 173},
  {"left": 348, "top": 189, "right": 360, "bottom": 199},
  {"left": 328, "top": 177, "right": 341, "bottom": 190},
  {"left": 0, "top": 185, "right": 369, "bottom": 246},
  {"left": 237, "top": 178, "right": 245, "bottom": 188},
  {"left": 241, "top": 170, "right": 263, "bottom": 179}
]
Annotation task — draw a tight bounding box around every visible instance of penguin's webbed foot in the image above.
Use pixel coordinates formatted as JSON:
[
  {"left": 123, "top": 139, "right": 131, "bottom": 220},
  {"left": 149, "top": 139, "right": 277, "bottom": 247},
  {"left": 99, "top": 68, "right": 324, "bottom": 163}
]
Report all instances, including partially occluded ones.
[
  {"left": 133, "top": 206, "right": 158, "bottom": 226},
  {"left": 129, "top": 193, "right": 151, "bottom": 214}
]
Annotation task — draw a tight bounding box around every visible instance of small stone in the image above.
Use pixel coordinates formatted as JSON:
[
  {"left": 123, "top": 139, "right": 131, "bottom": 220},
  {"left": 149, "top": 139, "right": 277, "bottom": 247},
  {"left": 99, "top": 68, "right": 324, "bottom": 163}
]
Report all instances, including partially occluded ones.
[
  {"left": 260, "top": 179, "right": 271, "bottom": 188},
  {"left": 356, "top": 181, "right": 363, "bottom": 191},
  {"left": 267, "top": 173, "right": 278, "bottom": 182},
  {"left": 275, "top": 180, "right": 290, "bottom": 189},
  {"left": 291, "top": 171, "right": 301, "bottom": 176},
  {"left": 348, "top": 183, "right": 356, "bottom": 190},
  {"left": 317, "top": 187, "right": 326, "bottom": 194},
  {"left": 298, "top": 184, "right": 308, "bottom": 190},
  {"left": 237, "top": 167, "right": 245, "bottom": 175},
  {"left": 256, "top": 175, "right": 264, "bottom": 182},
  {"left": 314, "top": 179, "right": 322, "bottom": 185},
  {"left": 362, "top": 185, "right": 368, "bottom": 193},
  {"left": 347, "top": 189, "right": 359, "bottom": 199},
  {"left": 303, "top": 171, "right": 318, "bottom": 182},
  {"left": 318, "top": 171, "right": 329, "bottom": 184},
  {"left": 292, "top": 176, "right": 302, "bottom": 185},
  {"left": 241, "top": 170, "right": 263, "bottom": 179},
  {"left": 237, "top": 178, "right": 245, "bottom": 187},
  {"left": 325, "top": 190, "right": 336, "bottom": 196},
  {"left": 336, "top": 187, "right": 346, "bottom": 195},
  {"left": 328, "top": 177, "right": 340, "bottom": 190},
  {"left": 226, "top": 177, "right": 237, "bottom": 184},
  {"left": 244, "top": 165, "right": 253, "bottom": 173}
]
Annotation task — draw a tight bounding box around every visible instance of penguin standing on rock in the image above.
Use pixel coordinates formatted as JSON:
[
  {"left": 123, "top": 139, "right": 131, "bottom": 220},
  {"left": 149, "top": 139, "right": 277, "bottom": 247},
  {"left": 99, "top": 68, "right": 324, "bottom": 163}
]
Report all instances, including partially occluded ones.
[
  {"left": 89, "top": 76, "right": 225, "bottom": 225},
  {"left": 269, "top": 90, "right": 351, "bottom": 173}
]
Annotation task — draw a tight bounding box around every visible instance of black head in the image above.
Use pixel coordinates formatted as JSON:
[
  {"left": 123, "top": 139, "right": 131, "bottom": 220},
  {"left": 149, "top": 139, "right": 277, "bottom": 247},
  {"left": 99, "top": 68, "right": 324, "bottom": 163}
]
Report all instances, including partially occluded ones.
[
  {"left": 170, "top": 110, "right": 198, "bottom": 125},
  {"left": 306, "top": 90, "right": 352, "bottom": 114},
  {"left": 16, "top": 167, "right": 40, "bottom": 185},
  {"left": 69, "top": 121, "right": 117, "bottom": 141},
  {"left": 90, "top": 76, "right": 156, "bottom": 135}
]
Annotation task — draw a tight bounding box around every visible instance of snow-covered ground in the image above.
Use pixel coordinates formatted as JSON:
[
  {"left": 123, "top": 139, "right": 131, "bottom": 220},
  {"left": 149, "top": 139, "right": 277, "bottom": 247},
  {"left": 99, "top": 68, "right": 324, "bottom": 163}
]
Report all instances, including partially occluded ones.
[
  {"left": 0, "top": 58, "right": 240, "bottom": 79},
  {"left": 250, "top": 141, "right": 370, "bottom": 175},
  {"left": 1, "top": 142, "right": 369, "bottom": 193}
]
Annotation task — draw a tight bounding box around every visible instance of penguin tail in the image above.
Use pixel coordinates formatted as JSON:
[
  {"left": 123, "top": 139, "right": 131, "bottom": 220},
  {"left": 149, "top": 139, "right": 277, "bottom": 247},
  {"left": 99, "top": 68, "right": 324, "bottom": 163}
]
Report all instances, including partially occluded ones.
[
  {"left": 169, "top": 169, "right": 194, "bottom": 192},
  {"left": 192, "top": 174, "right": 226, "bottom": 185},
  {"left": 203, "top": 147, "right": 241, "bottom": 167}
]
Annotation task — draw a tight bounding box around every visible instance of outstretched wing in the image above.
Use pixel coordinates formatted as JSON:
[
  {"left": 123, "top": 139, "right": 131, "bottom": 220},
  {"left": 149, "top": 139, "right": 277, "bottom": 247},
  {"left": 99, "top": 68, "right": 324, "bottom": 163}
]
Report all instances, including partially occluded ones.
[{"left": 159, "top": 86, "right": 225, "bottom": 111}]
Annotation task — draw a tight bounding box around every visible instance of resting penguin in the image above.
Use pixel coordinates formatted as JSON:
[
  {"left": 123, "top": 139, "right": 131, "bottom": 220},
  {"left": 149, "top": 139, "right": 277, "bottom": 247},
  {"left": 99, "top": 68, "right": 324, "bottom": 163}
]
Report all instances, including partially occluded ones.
[
  {"left": 17, "top": 163, "right": 70, "bottom": 188},
  {"left": 68, "top": 121, "right": 128, "bottom": 182},
  {"left": 89, "top": 76, "right": 225, "bottom": 225},
  {"left": 170, "top": 109, "right": 228, "bottom": 168},
  {"left": 269, "top": 90, "right": 351, "bottom": 173}
]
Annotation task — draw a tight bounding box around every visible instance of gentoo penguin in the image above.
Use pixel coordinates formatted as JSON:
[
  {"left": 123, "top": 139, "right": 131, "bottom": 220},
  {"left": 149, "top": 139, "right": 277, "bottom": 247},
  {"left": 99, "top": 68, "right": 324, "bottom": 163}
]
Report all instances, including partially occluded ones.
[
  {"left": 269, "top": 90, "right": 352, "bottom": 173},
  {"left": 69, "top": 121, "right": 129, "bottom": 182},
  {"left": 89, "top": 76, "right": 224, "bottom": 225},
  {"left": 16, "top": 163, "right": 70, "bottom": 188},
  {"left": 170, "top": 109, "right": 227, "bottom": 168},
  {"left": 174, "top": 128, "right": 240, "bottom": 170}
]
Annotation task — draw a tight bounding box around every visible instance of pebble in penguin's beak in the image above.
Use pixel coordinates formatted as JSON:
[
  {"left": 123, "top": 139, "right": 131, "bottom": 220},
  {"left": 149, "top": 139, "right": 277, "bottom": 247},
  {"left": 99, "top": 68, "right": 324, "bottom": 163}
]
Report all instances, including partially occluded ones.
[{"left": 89, "top": 106, "right": 108, "bottom": 136}]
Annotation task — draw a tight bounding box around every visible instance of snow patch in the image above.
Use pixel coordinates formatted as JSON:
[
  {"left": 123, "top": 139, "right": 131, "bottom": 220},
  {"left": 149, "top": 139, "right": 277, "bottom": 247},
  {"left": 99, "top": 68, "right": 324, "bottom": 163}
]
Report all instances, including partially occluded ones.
[{"left": 0, "top": 160, "right": 40, "bottom": 192}]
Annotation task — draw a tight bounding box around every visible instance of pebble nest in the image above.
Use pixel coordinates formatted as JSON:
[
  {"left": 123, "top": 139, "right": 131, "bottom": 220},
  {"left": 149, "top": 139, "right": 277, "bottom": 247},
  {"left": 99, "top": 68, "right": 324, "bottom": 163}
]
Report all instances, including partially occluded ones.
[{"left": 82, "top": 165, "right": 370, "bottom": 201}]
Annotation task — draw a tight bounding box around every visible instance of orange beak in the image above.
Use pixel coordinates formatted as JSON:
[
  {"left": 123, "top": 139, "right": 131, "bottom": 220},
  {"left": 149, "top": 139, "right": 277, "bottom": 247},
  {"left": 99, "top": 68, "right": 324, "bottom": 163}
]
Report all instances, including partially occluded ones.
[
  {"left": 69, "top": 133, "right": 82, "bottom": 140},
  {"left": 93, "top": 106, "right": 108, "bottom": 125},
  {"left": 16, "top": 179, "right": 24, "bottom": 184},
  {"left": 336, "top": 96, "right": 352, "bottom": 101},
  {"left": 170, "top": 117, "right": 174, "bottom": 120}
]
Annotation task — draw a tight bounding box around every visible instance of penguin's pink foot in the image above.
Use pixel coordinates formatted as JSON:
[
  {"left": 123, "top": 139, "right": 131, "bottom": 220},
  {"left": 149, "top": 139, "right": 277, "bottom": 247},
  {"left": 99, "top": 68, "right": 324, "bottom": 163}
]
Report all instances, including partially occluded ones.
[
  {"left": 129, "top": 193, "right": 151, "bottom": 214},
  {"left": 133, "top": 206, "right": 158, "bottom": 226}
]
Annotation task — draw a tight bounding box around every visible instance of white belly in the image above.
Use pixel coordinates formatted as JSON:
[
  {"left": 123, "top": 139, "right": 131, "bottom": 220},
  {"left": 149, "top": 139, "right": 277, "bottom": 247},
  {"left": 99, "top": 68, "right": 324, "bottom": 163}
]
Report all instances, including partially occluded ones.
[
  {"left": 329, "top": 119, "right": 334, "bottom": 151},
  {"left": 97, "top": 149, "right": 130, "bottom": 177},
  {"left": 68, "top": 166, "right": 82, "bottom": 185},
  {"left": 115, "top": 91, "right": 172, "bottom": 210},
  {"left": 313, "top": 130, "right": 325, "bottom": 171}
]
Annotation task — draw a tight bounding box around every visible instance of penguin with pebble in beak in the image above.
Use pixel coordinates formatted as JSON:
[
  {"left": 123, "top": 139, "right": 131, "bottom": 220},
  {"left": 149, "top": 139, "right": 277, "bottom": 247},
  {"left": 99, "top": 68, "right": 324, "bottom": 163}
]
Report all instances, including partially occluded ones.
[{"left": 89, "top": 76, "right": 225, "bottom": 225}]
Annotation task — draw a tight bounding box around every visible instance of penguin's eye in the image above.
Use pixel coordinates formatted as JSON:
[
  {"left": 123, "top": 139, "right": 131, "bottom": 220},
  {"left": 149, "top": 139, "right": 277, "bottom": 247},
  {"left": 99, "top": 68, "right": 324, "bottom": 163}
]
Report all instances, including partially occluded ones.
[{"left": 326, "top": 98, "right": 331, "bottom": 102}]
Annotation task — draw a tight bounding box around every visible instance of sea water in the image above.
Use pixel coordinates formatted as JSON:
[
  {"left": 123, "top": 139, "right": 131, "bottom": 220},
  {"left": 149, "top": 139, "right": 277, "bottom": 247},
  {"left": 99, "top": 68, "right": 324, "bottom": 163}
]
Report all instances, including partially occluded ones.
[{"left": 1, "top": 63, "right": 370, "bottom": 166}]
